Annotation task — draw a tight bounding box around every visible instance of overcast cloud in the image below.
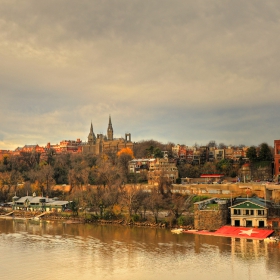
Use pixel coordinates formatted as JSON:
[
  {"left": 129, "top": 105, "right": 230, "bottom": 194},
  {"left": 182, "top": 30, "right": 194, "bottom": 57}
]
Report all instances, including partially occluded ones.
[{"left": 0, "top": 0, "right": 280, "bottom": 150}]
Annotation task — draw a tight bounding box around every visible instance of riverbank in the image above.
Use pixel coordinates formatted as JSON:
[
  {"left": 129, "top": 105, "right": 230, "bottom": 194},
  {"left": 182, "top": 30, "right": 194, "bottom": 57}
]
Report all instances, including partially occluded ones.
[{"left": 0, "top": 210, "right": 191, "bottom": 229}]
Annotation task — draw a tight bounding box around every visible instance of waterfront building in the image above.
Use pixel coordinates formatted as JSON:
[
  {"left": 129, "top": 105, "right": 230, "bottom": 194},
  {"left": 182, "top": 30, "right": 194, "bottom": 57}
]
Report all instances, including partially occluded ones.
[
  {"left": 230, "top": 197, "right": 268, "bottom": 228},
  {"left": 12, "top": 193, "right": 70, "bottom": 212},
  {"left": 194, "top": 197, "right": 229, "bottom": 230}
]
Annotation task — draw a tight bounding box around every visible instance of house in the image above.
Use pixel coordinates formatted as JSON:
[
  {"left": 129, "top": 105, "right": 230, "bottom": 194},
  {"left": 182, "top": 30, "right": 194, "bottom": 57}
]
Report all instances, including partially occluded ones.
[
  {"left": 230, "top": 197, "right": 269, "bottom": 228},
  {"left": 12, "top": 193, "right": 71, "bottom": 212},
  {"left": 129, "top": 158, "right": 154, "bottom": 174}
]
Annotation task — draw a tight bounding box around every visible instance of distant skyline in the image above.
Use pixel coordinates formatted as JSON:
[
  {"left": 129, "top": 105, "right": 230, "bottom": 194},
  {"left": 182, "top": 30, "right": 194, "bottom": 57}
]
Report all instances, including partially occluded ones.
[{"left": 1, "top": 1, "right": 280, "bottom": 150}]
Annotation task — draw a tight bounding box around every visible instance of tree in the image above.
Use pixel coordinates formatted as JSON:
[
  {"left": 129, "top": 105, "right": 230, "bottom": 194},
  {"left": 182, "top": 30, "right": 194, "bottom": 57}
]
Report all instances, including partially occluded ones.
[
  {"left": 177, "top": 163, "right": 200, "bottom": 178},
  {"left": 207, "top": 141, "right": 217, "bottom": 148},
  {"left": 246, "top": 146, "right": 258, "bottom": 162},
  {"left": 145, "top": 188, "right": 165, "bottom": 223},
  {"left": 258, "top": 143, "right": 272, "bottom": 161},
  {"left": 119, "top": 185, "right": 142, "bottom": 219},
  {"left": 0, "top": 171, "right": 21, "bottom": 202},
  {"left": 117, "top": 148, "right": 134, "bottom": 183},
  {"left": 167, "top": 193, "right": 186, "bottom": 220},
  {"left": 133, "top": 140, "right": 165, "bottom": 158},
  {"left": 216, "top": 159, "right": 233, "bottom": 176},
  {"left": 218, "top": 143, "right": 226, "bottom": 149},
  {"left": 40, "top": 165, "right": 55, "bottom": 196},
  {"left": 94, "top": 155, "right": 121, "bottom": 188},
  {"left": 28, "top": 165, "right": 55, "bottom": 196},
  {"left": 53, "top": 153, "right": 71, "bottom": 184},
  {"left": 201, "top": 162, "right": 217, "bottom": 174}
]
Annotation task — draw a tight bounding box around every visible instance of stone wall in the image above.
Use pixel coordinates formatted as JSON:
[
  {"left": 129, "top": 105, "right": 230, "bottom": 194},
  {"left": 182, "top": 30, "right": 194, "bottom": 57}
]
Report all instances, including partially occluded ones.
[{"left": 194, "top": 203, "right": 229, "bottom": 230}]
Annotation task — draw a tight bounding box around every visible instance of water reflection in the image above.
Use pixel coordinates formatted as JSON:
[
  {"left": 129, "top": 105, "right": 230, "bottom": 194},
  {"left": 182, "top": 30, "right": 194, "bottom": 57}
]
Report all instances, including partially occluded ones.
[{"left": 0, "top": 219, "right": 280, "bottom": 280}]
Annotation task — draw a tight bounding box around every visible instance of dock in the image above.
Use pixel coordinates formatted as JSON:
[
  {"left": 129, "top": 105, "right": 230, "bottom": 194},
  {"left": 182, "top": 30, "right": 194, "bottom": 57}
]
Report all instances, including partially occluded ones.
[{"left": 185, "top": 225, "right": 274, "bottom": 240}]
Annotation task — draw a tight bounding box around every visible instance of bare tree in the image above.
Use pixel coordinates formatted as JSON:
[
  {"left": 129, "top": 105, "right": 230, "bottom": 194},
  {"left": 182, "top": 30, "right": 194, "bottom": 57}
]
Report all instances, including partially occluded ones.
[{"left": 145, "top": 188, "right": 165, "bottom": 223}]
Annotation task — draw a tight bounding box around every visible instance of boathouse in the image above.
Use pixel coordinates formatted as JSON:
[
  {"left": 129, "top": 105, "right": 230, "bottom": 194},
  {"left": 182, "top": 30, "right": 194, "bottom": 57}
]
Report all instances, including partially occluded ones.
[
  {"left": 194, "top": 197, "right": 230, "bottom": 230},
  {"left": 12, "top": 193, "right": 70, "bottom": 212},
  {"left": 230, "top": 197, "right": 269, "bottom": 228}
]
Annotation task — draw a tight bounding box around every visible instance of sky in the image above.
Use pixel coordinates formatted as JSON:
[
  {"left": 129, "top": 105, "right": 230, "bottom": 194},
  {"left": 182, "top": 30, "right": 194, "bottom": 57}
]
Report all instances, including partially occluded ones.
[{"left": 0, "top": 0, "right": 280, "bottom": 150}]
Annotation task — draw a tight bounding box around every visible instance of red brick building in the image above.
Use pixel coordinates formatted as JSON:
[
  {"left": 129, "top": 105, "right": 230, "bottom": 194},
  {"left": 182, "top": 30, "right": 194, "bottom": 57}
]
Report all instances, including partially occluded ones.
[{"left": 274, "top": 140, "right": 280, "bottom": 181}]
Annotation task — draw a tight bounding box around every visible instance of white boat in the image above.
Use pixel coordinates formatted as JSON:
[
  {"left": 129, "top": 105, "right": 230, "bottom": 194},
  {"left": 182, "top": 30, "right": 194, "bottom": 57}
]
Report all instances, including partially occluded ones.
[
  {"left": 171, "top": 228, "right": 184, "bottom": 234},
  {"left": 264, "top": 236, "right": 279, "bottom": 243}
]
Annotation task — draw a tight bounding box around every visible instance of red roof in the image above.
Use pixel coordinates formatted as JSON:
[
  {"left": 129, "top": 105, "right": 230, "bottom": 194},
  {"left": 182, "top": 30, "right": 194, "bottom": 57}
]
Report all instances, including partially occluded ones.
[
  {"left": 200, "top": 174, "right": 224, "bottom": 178},
  {"left": 186, "top": 226, "right": 274, "bottom": 240}
]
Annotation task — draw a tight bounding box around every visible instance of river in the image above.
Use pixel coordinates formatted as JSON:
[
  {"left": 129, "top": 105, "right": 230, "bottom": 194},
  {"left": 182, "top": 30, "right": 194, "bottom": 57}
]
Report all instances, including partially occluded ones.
[{"left": 0, "top": 219, "right": 279, "bottom": 280}]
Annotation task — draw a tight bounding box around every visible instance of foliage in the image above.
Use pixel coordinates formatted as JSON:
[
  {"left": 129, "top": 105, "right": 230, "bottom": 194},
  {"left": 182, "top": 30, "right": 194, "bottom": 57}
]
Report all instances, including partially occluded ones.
[
  {"left": 246, "top": 146, "right": 258, "bottom": 162},
  {"left": 117, "top": 147, "right": 134, "bottom": 158},
  {"left": 177, "top": 216, "right": 185, "bottom": 226},
  {"left": 133, "top": 140, "right": 172, "bottom": 158},
  {"left": 131, "top": 214, "right": 140, "bottom": 222},
  {"left": 258, "top": 143, "right": 273, "bottom": 161},
  {"left": 177, "top": 163, "right": 200, "bottom": 178},
  {"left": 192, "top": 195, "right": 210, "bottom": 203},
  {"left": 70, "top": 201, "right": 79, "bottom": 216},
  {"left": 216, "top": 159, "right": 233, "bottom": 176}
]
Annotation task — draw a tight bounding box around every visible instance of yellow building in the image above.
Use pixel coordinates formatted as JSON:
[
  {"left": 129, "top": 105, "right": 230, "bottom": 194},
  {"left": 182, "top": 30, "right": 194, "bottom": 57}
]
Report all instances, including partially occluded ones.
[{"left": 148, "top": 158, "right": 178, "bottom": 185}]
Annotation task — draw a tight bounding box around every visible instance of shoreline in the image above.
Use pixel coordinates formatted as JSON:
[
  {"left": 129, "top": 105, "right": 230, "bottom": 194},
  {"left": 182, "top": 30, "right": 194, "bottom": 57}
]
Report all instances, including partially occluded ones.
[{"left": 0, "top": 212, "right": 176, "bottom": 229}]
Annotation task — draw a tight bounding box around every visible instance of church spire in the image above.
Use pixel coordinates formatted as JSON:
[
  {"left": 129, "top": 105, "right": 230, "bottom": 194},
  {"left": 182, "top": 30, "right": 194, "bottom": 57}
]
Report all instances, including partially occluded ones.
[
  {"left": 88, "top": 121, "right": 96, "bottom": 144},
  {"left": 107, "top": 115, "right": 113, "bottom": 141}
]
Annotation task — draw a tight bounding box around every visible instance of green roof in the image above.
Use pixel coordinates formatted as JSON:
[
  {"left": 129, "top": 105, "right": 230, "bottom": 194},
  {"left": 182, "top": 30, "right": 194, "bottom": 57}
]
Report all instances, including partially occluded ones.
[{"left": 231, "top": 201, "right": 265, "bottom": 210}]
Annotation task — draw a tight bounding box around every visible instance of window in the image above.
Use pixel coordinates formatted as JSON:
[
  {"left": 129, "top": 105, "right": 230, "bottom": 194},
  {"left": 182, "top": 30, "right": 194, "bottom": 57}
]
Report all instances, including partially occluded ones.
[
  {"left": 250, "top": 210, "right": 254, "bottom": 215},
  {"left": 234, "top": 209, "right": 241, "bottom": 215},
  {"left": 257, "top": 210, "right": 264, "bottom": 216}
]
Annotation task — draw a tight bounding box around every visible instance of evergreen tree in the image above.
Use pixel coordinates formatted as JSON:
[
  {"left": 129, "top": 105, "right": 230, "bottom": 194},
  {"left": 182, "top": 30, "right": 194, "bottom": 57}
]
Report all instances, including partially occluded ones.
[
  {"left": 246, "top": 146, "right": 258, "bottom": 162},
  {"left": 258, "top": 143, "right": 272, "bottom": 161}
]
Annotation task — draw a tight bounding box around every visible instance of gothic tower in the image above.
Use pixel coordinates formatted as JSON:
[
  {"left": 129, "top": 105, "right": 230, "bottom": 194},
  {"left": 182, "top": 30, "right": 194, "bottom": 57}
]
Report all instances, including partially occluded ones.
[
  {"left": 107, "top": 115, "right": 113, "bottom": 141},
  {"left": 88, "top": 122, "right": 96, "bottom": 145}
]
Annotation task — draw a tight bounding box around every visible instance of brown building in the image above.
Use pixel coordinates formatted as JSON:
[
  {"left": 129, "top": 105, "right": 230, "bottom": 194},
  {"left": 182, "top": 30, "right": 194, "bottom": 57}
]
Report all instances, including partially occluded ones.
[
  {"left": 147, "top": 158, "right": 178, "bottom": 185},
  {"left": 46, "top": 139, "right": 82, "bottom": 154},
  {"left": 82, "top": 116, "right": 133, "bottom": 155}
]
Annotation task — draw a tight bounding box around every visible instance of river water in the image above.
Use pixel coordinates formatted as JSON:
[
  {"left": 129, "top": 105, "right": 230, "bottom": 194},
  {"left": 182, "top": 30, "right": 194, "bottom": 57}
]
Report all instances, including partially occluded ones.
[{"left": 0, "top": 219, "right": 279, "bottom": 280}]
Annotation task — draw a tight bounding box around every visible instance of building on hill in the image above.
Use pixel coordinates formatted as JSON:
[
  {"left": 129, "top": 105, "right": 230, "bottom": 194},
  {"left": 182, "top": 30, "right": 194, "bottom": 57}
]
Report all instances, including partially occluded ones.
[
  {"left": 13, "top": 145, "right": 45, "bottom": 155},
  {"left": 147, "top": 158, "right": 178, "bottom": 185},
  {"left": 82, "top": 116, "right": 133, "bottom": 155},
  {"left": 274, "top": 140, "right": 280, "bottom": 181},
  {"left": 129, "top": 158, "right": 155, "bottom": 174},
  {"left": 46, "top": 139, "right": 82, "bottom": 154}
]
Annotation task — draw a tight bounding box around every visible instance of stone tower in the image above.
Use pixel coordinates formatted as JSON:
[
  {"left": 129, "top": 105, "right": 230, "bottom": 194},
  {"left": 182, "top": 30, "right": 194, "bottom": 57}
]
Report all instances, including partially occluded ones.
[
  {"left": 107, "top": 115, "right": 113, "bottom": 141},
  {"left": 88, "top": 122, "right": 96, "bottom": 145}
]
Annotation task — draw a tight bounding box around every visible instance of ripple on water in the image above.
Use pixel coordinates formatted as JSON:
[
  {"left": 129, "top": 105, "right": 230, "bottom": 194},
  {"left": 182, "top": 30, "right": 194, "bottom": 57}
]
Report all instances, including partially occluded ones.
[{"left": 1, "top": 222, "right": 280, "bottom": 280}]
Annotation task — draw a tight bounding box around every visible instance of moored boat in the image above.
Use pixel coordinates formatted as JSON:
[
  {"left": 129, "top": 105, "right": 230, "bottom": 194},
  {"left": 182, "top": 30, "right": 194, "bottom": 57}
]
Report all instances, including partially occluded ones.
[
  {"left": 171, "top": 228, "right": 184, "bottom": 234},
  {"left": 264, "top": 236, "right": 279, "bottom": 243}
]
